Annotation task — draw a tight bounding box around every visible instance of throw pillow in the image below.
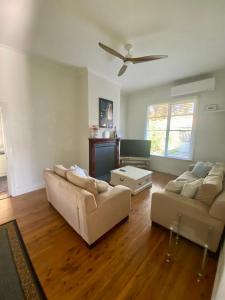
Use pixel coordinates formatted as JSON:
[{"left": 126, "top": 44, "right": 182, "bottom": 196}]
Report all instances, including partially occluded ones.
[
  {"left": 54, "top": 164, "right": 68, "bottom": 178},
  {"left": 180, "top": 178, "right": 203, "bottom": 198},
  {"left": 195, "top": 175, "right": 223, "bottom": 206},
  {"left": 67, "top": 171, "right": 98, "bottom": 195},
  {"left": 191, "top": 161, "right": 212, "bottom": 178},
  {"left": 70, "top": 165, "right": 87, "bottom": 177},
  {"left": 96, "top": 180, "right": 109, "bottom": 193},
  {"left": 165, "top": 180, "right": 187, "bottom": 194}
]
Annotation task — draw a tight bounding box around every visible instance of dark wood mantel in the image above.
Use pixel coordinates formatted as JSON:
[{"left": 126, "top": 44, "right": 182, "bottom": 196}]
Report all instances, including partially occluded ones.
[{"left": 89, "top": 138, "right": 120, "bottom": 181}]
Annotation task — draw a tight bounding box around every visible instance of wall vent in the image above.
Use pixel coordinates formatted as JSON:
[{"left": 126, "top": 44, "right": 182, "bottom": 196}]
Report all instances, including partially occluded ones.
[{"left": 171, "top": 78, "right": 215, "bottom": 97}]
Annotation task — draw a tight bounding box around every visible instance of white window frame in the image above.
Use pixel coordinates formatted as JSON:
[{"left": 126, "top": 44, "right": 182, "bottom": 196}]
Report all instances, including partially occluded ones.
[{"left": 146, "top": 97, "right": 198, "bottom": 161}]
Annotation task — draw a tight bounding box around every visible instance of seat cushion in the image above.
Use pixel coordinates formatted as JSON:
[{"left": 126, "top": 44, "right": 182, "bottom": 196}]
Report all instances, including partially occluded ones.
[{"left": 67, "top": 171, "right": 98, "bottom": 195}]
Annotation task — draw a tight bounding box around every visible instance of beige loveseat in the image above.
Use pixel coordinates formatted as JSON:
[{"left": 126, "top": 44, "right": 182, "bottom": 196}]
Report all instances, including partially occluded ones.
[
  {"left": 151, "top": 164, "right": 225, "bottom": 252},
  {"left": 44, "top": 168, "right": 131, "bottom": 246}
]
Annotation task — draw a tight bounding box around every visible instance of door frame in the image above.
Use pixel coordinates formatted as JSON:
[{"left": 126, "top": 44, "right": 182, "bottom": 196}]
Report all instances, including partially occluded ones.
[{"left": 0, "top": 102, "right": 14, "bottom": 197}]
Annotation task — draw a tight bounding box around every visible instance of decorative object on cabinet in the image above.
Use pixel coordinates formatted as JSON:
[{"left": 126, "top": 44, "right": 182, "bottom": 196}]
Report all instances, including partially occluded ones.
[{"left": 89, "top": 125, "right": 100, "bottom": 138}]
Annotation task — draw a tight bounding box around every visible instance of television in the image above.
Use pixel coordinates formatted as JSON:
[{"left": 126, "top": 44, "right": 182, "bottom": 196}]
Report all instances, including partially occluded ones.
[{"left": 120, "top": 139, "right": 151, "bottom": 157}]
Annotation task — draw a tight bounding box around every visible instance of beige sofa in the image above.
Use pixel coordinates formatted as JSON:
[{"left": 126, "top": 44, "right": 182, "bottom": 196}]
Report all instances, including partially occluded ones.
[
  {"left": 44, "top": 169, "right": 131, "bottom": 246},
  {"left": 151, "top": 166, "right": 225, "bottom": 252}
]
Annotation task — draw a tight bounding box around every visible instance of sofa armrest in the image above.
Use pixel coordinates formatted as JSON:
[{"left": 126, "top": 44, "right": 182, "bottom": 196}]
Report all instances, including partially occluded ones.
[
  {"left": 209, "top": 191, "right": 225, "bottom": 223},
  {"left": 78, "top": 189, "right": 98, "bottom": 214}
]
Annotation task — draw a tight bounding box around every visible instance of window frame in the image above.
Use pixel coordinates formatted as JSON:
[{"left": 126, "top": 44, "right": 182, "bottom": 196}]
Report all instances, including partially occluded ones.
[{"left": 146, "top": 97, "right": 198, "bottom": 161}]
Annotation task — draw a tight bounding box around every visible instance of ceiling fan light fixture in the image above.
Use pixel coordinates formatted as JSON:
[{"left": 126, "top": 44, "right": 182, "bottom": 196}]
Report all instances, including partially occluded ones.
[
  {"left": 98, "top": 42, "right": 168, "bottom": 77},
  {"left": 124, "top": 61, "right": 132, "bottom": 66}
]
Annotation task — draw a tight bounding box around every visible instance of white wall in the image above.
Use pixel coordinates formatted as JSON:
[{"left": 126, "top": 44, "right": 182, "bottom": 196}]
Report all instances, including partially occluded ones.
[
  {"left": 120, "top": 95, "right": 128, "bottom": 138},
  {"left": 76, "top": 68, "right": 89, "bottom": 171},
  {"left": 88, "top": 69, "right": 120, "bottom": 131},
  {"left": 0, "top": 45, "right": 80, "bottom": 195},
  {"left": 72, "top": 69, "right": 121, "bottom": 171},
  {"left": 125, "top": 69, "right": 225, "bottom": 175}
]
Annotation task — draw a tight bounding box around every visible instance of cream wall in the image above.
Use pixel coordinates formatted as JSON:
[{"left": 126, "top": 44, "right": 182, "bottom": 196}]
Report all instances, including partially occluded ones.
[
  {"left": 88, "top": 69, "right": 120, "bottom": 132},
  {"left": 120, "top": 95, "right": 128, "bottom": 138},
  {"left": 125, "top": 69, "right": 225, "bottom": 175},
  {"left": 0, "top": 45, "right": 80, "bottom": 196},
  {"left": 76, "top": 68, "right": 89, "bottom": 171},
  {"left": 76, "top": 69, "right": 121, "bottom": 171}
]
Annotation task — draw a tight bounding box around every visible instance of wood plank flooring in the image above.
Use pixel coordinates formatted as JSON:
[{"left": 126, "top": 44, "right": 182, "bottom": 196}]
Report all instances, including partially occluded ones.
[{"left": 0, "top": 172, "right": 218, "bottom": 300}]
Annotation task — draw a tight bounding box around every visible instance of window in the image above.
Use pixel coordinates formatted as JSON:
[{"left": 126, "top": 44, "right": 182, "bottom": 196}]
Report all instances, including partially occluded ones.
[{"left": 146, "top": 99, "right": 196, "bottom": 160}]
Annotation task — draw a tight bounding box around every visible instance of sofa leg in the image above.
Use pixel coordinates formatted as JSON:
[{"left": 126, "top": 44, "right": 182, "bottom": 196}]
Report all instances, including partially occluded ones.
[
  {"left": 197, "top": 244, "right": 208, "bottom": 282},
  {"left": 175, "top": 214, "right": 182, "bottom": 245},
  {"left": 165, "top": 226, "right": 174, "bottom": 264}
]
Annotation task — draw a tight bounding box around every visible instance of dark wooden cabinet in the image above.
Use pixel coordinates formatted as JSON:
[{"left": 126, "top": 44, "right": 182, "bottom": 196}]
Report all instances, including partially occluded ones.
[{"left": 89, "top": 138, "right": 120, "bottom": 181}]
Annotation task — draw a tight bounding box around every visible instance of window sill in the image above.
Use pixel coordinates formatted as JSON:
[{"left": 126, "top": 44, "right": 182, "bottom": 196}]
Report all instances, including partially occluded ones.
[{"left": 150, "top": 154, "right": 193, "bottom": 162}]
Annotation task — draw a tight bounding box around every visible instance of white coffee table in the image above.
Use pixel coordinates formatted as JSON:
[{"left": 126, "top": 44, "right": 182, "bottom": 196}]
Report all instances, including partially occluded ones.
[{"left": 110, "top": 165, "right": 152, "bottom": 195}]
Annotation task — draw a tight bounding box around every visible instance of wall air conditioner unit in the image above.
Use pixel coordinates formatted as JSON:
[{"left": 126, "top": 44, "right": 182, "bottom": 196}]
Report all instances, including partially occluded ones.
[{"left": 171, "top": 78, "right": 215, "bottom": 97}]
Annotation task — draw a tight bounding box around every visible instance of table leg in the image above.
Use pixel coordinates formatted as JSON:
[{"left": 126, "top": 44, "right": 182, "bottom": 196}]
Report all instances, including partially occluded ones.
[{"left": 166, "top": 226, "right": 174, "bottom": 263}]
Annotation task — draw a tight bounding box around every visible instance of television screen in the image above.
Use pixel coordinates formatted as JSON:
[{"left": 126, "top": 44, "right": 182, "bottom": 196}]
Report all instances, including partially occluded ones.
[{"left": 120, "top": 139, "right": 151, "bottom": 157}]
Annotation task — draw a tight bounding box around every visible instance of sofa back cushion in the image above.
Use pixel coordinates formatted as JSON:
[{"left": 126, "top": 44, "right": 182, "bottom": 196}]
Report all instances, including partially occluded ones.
[
  {"left": 67, "top": 171, "right": 98, "bottom": 195},
  {"left": 96, "top": 180, "right": 110, "bottom": 193},
  {"left": 195, "top": 175, "right": 223, "bottom": 206},
  {"left": 208, "top": 166, "right": 224, "bottom": 179},
  {"left": 54, "top": 164, "right": 68, "bottom": 178}
]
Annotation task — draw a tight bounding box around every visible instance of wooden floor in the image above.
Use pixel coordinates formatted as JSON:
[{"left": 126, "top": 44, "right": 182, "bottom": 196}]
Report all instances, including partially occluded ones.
[{"left": 0, "top": 172, "right": 218, "bottom": 300}]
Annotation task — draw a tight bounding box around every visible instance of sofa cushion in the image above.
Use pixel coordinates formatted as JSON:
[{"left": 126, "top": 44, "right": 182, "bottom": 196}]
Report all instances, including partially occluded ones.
[
  {"left": 54, "top": 164, "right": 68, "bottom": 178},
  {"left": 176, "top": 171, "right": 198, "bottom": 183},
  {"left": 96, "top": 180, "right": 110, "bottom": 193},
  {"left": 67, "top": 171, "right": 98, "bottom": 195},
  {"left": 215, "top": 162, "right": 225, "bottom": 173},
  {"left": 180, "top": 178, "right": 203, "bottom": 198},
  {"left": 195, "top": 175, "right": 223, "bottom": 206},
  {"left": 208, "top": 166, "right": 224, "bottom": 179},
  {"left": 165, "top": 180, "right": 187, "bottom": 194},
  {"left": 191, "top": 161, "right": 212, "bottom": 178}
]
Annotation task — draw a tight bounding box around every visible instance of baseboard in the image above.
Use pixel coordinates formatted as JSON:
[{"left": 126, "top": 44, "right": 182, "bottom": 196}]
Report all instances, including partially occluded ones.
[{"left": 12, "top": 183, "right": 45, "bottom": 197}]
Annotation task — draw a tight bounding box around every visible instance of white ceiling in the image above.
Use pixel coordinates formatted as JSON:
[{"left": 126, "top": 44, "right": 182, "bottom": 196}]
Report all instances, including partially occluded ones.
[{"left": 1, "top": 0, "right": 225, "bottom": 92}]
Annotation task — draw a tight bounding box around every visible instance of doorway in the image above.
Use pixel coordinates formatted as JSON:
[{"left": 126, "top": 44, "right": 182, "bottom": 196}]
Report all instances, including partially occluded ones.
[{"left": 0, "top": 109, "right": 9, "bottom": 199}]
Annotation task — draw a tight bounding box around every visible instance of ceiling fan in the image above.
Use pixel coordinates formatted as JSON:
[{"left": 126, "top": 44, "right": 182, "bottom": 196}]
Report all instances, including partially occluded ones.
[{"left": 99, "top": 42, "right": 168, "bottom": 76}]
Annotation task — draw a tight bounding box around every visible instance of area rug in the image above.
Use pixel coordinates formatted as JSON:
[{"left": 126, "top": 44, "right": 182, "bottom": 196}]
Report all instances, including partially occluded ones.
[{"left": 0, "top": 220, "right": 46, "bottom": 300}]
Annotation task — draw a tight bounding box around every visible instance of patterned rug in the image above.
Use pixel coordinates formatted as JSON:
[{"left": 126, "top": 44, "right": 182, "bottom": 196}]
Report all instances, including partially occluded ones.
[{"left": 0, "top": 220, "right": 46, "bottom": 300}]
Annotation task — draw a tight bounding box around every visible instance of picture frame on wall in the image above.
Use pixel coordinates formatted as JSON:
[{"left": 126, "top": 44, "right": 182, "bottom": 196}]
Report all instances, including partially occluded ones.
[{"left": 99, "top": 98, "right": 113, "bottom": 128}]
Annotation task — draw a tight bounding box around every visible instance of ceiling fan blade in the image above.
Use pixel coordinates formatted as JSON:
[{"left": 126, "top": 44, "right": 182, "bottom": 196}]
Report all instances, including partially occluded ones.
[
  {"left": 126, "top": 55, "right": 168, "bottom": 64},
  {"left": 99, "top": 42, "right": 124, "bottom": 60},
  {"left": 118, "top": 64, "right": 128, "bottom": 76}
]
